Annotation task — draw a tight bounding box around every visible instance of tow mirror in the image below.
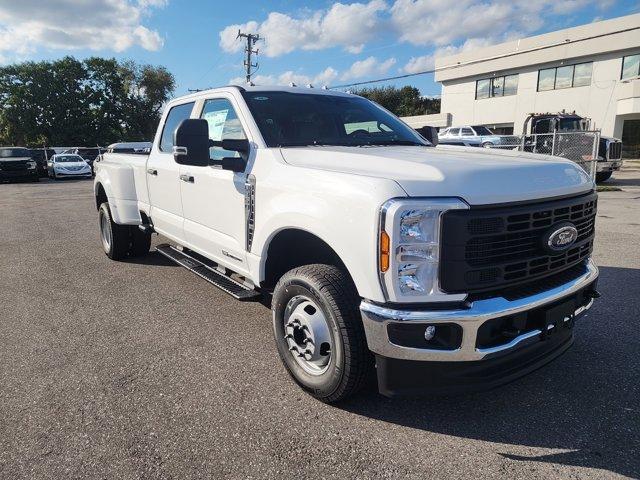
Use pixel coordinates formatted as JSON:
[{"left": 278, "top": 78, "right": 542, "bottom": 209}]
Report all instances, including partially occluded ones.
[
  {"left": 173, "top": 119, "right": 210, "bottom": 166},
  {"left": 213, "top": 138, "right": 249, "bottom": 154},
  {"left": 210, "top": 138, "right": 250, "bottom": 173},
  {"left": 417, "top": 126, "right": 439, "bottom": 146}
]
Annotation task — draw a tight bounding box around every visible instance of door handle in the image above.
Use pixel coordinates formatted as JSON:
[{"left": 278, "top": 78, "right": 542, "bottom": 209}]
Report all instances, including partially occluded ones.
[
  {"left": 180, "top": 174, "right": 195, "bottom": 183},
  {"left": 147, "top": 168, "right": 158, "bottom": 176}
]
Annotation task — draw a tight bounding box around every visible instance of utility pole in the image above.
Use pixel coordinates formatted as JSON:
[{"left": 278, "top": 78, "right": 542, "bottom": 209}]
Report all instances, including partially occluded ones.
[{"left": 237, "top": 30, "right": 261, "bottom": 83}]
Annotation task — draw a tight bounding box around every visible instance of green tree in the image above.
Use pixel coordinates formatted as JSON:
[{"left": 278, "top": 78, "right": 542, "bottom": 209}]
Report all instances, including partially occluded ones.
[
  {"left": 0, "top": 56, "right": 175, "bottom": 147},
  {"left": 354, "top": 85, "right": 440, "bottom": 117}
]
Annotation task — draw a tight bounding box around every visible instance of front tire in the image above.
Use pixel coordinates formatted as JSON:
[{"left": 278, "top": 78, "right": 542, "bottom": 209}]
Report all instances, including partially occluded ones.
[
  {"left": 482, "top": 142, "right": 494, "bottom": 148},
  {"left": 596, "top": 171, "right": 613, "bottom": 183},
  {"left": 272, "top": 264, "right": 372, "bottom": 403}
]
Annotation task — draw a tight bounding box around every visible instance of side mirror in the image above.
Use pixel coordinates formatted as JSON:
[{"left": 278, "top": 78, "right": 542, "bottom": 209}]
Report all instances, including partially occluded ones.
[
  {"left": 210, "top": 138, "right": 250, "bottom": 154},
  {"left": 173, "top": 119, "right": 210, "bottom": 166},
  {"left": 209, "top": 138, "right": 250, "bottom": 173},
  {"left": 417, "top": 126, "right": 439, "bottom": 146}
]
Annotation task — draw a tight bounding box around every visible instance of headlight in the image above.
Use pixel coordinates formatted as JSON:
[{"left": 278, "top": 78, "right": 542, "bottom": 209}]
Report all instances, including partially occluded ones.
[
  {"left": 27, "top": 161, "right": 37, "bottom": 169},
  {"left": 379, "top": 198, "right": 469, "bottom": 303}
]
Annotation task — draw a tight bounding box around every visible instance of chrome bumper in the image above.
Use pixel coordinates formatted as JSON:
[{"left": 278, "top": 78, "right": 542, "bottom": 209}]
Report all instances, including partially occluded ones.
[
  {"left": 360, "top": 260, "right": 598, "bottom": 362},
  {"left": 596, "top": 160, "right": 623, "bottom": 172}
]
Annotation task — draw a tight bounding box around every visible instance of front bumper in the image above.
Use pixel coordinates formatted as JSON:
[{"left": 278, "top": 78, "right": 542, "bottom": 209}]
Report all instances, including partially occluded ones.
[
  {"left": 361, "top": 260, "right": 599, "bottom": 395},
  {"left": 54, "top": 170, "right": 93, "bottom": 178},
  {"left": 596, "top": 160, "right": 623, "bottom": 172},
  {"left": 0, "top": 169, "right": 39, "bottom": 181}
]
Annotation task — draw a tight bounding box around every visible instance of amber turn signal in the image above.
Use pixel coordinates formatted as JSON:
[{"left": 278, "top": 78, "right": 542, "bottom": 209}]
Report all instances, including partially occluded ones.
[{"left": 380, "top": 231, "right": 390, "bottom": 272}]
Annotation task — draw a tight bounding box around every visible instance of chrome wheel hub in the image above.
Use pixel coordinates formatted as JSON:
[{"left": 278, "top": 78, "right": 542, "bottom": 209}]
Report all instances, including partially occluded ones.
[
  {"left": 100, "top": 211, "right": 112, "bottom": 252},
  {"left": 283, "top": 296, "right": 332, "bottom": 376}
]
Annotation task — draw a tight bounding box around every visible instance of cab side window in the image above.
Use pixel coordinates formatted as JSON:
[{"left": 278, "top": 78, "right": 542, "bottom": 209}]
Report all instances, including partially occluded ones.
[
  {"left": 449, "top": 128, "right": 460, "bottom": 136},
  {"left": 200, "top": 98, "right": 247, "bottom": 161},
  {"left": 461, "top": 128, "right": 474, "bottom": 136},
  {"left": 160, "top": 102, "right": 195, "bottom": 152}
]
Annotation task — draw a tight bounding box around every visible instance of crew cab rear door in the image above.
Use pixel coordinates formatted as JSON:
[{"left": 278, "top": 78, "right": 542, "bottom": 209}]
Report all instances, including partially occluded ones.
[
  {"left": 146, "top": 101, "right": 195, "bottom": 241},
  {"left": 178, "top": 95, "right": 250, "bottom": 275}
]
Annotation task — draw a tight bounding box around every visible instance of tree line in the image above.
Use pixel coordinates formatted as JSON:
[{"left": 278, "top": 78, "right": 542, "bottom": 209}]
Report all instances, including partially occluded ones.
[
  {"left": 354, "top": 85, "right": 440, "bottom": 117},
  {"left": 0, "top": 57, "right": 175, "bottom": 147}
]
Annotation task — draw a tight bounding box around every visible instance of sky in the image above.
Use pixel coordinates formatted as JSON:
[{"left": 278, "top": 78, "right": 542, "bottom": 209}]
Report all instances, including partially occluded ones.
[{"left": 0, "top": 0, "right": 638, "bottom": 98}]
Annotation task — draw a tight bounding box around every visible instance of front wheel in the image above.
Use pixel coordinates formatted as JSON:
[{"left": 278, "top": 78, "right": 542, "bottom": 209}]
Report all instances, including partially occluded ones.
[
  {"left": 596, "top": 171, "right": 613, "bottom": 183},
  {"left": 482, "top": 142, "right": 494, "bottom": 148},
  {"left": 272, "top": 264, "right": 372, "bottom": 403}
]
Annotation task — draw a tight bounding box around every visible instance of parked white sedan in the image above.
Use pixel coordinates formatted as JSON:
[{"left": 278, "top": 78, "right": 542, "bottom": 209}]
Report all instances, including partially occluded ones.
[{"left": 47, "top": 154, "right": 93, "bottom": 180}]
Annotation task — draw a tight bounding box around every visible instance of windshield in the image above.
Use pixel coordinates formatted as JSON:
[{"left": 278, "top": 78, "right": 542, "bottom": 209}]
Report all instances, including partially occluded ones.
[
  {"left": 0, "top": 148, "right": 30, "bottom": 158},
  {"left": 55, "top": 155, "right": 83, "bottom": 163},
  {"left": 558, "top": 118, "right": 584, "bottom": 132},
  {"left": 471, "top": 126, "right": 494, "bottom": 135},
  {"left": 241, "top": 91, "right": 427, "bottom": 148}
]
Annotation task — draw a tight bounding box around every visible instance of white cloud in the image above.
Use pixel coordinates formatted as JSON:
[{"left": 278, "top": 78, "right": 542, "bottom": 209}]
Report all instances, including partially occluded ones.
[
  {"left": 390, "top": 0, "right": 607, "bottom": 48},
  {"left": 341, "top": 56, "right": 396, "bottom": 80},
  {"left": 230, "top": 66, "right": 340, "bottom": 87},
  {"left": 0, "top": 0, "right": 166, "bottom": 61},
  {"left": 219, "top": 0, "right": 387, "bottom": 57},
  {"left": 402, "top": 39, "right": 491, "bottom": 73}
]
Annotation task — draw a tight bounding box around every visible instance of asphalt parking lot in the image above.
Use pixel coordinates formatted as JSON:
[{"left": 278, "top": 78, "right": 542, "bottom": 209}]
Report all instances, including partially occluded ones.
[{"left": 0, "top": 173, "right": 639, "bottom": 479}]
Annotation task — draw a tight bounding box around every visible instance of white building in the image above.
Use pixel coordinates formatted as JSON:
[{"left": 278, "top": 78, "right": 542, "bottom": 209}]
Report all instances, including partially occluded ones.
[{"left": 432, "top": 14, "right": 640, "bottom": 156}]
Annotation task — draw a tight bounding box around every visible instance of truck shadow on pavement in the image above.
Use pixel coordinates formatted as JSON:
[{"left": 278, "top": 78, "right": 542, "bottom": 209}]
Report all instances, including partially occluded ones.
[
  {"left": 607, "top": 176, "right": 640, "bottom": 187},
  {"left": 341, "top": 265, "right": 639, "bottom": 478},
  {"left": 124, "top": 250, "right": 178, "bottom": 267}
]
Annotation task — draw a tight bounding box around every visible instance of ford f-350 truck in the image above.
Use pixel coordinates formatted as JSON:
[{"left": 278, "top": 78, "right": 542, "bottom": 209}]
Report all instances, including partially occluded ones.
[{"left": 94, "top": 86, "right": 600, "bottom": 402}]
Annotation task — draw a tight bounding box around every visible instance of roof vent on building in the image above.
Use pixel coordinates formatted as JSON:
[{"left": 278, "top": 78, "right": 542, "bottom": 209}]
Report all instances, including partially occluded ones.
[
  {"left": 289, "top": 82, "right": 297, "bottom": 87},
  {"left": 306, "top": 84, "right": 314, "bottom": 88}
]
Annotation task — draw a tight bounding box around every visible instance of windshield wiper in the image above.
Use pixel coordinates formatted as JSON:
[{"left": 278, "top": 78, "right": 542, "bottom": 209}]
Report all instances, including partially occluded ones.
[{"left": 360, "top": 140, "right": 426, "bottom": 147}]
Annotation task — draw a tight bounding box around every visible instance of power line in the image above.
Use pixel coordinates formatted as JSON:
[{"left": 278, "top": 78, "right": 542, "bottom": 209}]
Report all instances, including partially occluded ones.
[
  {"left": 330, "top": 25, "right": 640, "bottom": 90},
  {"left": 237, "top": 30, "right": 261, "bottom": 83}
]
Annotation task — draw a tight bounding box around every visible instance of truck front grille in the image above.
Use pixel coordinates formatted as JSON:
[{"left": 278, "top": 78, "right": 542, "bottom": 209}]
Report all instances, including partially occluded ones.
[
  {"left": 0, "top": 160, "right": 29, "bottom": 172},
  {"left": 608, "top": 141, "right": 622, "bottom": 160},
  {"left": 440, "top": 192, "right": 596, "bottom": 295}
]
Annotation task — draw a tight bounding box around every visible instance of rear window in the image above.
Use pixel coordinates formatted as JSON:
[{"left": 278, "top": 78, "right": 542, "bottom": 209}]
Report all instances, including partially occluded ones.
[
  {"left": 471, "top": 126, "right": 494, "bottom": 135},
  {"left": 0, "top": 148, "right": 30, "bottom": 158}
]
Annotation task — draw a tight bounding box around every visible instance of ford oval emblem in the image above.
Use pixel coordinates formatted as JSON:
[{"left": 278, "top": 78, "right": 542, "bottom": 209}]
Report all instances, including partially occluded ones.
[{"left": 543, "top": 222, "right": 578, "bottom": 253}]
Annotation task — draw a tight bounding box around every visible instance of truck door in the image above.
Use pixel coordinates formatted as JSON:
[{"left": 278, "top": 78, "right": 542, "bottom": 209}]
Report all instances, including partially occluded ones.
[
  {"left": 179, "top": 96, "right": 250, "bottom": 275},
  {"left": 146, "top": 101, "right": 195, "bottom": 242}
]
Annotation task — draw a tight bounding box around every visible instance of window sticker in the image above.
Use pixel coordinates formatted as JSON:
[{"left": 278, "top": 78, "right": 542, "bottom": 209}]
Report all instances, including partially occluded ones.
[{"left": 203, "top": 109, "right": 229, "bottom": 141}]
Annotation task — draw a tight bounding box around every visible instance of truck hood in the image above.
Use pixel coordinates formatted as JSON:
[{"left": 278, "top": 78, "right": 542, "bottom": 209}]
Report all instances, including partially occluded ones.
[
  {"left": 279, "top": 145, "right": 594, "bottom": 205},
  {"left": 0, "top": 157, "right": 31, "bottom": 162}
]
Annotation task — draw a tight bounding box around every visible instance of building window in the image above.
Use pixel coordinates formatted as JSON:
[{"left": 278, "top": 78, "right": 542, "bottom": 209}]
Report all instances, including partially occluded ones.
[
  {"left": 475, "top": 74, "right": 518, "bottom": 99},
  {"left": 621, "top": 55, "right": 640, "bottom": 80},
  {"left": 537, "top": 62, "right": 593, "bottom": 91}
]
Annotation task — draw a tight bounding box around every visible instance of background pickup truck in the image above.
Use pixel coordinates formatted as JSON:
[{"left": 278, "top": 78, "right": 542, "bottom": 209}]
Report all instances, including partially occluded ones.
[{"left": 94, "top": 85, "right": 600, "bottom": 402}]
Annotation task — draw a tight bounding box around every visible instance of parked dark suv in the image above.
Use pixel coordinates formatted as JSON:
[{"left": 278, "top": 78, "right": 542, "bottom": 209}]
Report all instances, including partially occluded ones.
[{"left": 0, "top": 147, "right": 40, "bottom": 183}]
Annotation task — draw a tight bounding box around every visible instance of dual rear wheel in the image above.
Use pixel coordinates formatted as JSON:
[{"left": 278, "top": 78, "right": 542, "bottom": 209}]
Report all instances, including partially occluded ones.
[{"left": 98, "top": 202, "right": 151, "bottom": 260}]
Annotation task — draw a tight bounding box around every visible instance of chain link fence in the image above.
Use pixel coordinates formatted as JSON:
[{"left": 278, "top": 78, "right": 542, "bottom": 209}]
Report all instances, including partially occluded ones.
[{"left": 486, "top": 131, "right": 600, "bottom": 179}]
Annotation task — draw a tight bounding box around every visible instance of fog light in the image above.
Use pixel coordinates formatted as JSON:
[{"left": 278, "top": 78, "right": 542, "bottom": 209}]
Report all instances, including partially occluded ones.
[{"left": 424, "top": 325, "right": 436, "bottom": 341}]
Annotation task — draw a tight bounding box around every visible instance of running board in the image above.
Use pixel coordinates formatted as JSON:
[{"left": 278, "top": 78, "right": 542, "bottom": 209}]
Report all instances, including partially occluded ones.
[{"left": 155, "top": 244, "right": 261, "bottom": 301}]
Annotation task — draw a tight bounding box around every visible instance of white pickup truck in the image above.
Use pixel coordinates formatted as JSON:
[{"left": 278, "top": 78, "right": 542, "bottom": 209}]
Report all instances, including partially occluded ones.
[{"left": 94, "top": 85, "right": 600, "bottom": 402}]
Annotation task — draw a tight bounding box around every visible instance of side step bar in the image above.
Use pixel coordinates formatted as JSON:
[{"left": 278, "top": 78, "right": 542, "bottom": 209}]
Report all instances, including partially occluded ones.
[{"left": 156, "top": 244, "right": 261, "bottom": 301}]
